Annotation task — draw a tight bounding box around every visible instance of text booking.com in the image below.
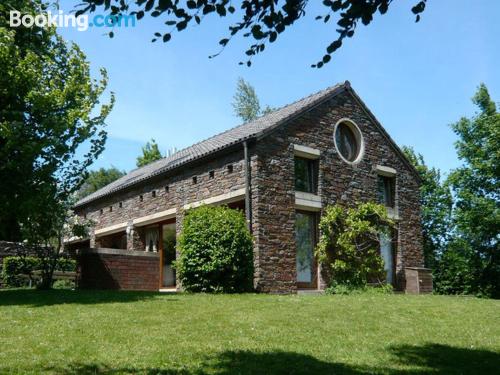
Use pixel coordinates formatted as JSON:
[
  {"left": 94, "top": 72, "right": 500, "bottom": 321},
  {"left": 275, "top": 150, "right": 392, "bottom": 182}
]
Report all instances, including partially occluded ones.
[{"left": 9, "top": 10, "right": 136, "bottom": 32}]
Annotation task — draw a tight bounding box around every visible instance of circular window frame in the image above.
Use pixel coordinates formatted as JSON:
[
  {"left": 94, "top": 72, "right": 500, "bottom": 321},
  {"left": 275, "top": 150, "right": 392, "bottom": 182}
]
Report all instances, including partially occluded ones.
[{"left": 333, "top": 118, "right": 365, "bottom": 165}]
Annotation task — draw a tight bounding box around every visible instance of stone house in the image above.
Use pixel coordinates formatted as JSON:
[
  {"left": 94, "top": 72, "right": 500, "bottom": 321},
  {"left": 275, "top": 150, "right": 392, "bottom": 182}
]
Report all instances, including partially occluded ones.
[{"left": 72, "top": 81, "right": 426, "bottom": 293}]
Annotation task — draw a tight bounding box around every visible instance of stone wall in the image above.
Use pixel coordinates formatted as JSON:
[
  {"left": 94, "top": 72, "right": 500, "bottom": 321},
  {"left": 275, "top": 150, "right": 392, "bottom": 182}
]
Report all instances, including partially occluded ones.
[
  {"left": 252, "top": 89, "right": 423, "bottom": 292},
  {"left": 78, "top": 248, "right": 159, "bottom": 291},
  {"left": 78, "top": 151, "right": 247, "bottom": 234}
]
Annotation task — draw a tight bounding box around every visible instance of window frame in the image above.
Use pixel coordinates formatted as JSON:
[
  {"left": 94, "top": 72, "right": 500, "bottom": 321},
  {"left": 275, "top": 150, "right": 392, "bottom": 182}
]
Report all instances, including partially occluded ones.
[
  {"left": 377, "top": 174, "right": 396, "bottom": 209},
  {"left": 294, "top": 156, "right": 318, "bottom": 194},
  {"left": 333, "top": 118, "right": 364, "bottom": 165}
]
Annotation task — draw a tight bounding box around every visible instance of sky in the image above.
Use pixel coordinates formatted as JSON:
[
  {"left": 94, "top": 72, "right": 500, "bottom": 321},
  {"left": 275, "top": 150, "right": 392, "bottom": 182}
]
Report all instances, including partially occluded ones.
[{"left": 57, "top": 0, "right": 500, "bottom": 176}]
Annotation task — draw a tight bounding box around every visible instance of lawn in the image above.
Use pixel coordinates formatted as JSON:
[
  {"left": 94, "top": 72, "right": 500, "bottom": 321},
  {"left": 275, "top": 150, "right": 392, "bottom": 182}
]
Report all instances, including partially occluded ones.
[{"left": 0, "top": 290, "right": 498, "bottom": 374}]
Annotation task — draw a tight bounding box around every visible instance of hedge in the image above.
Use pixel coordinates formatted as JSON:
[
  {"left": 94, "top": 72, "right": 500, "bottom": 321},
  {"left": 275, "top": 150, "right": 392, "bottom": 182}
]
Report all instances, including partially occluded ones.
[
  {"left": 2, "top": 256, "right": 76, "bottom": 288},
  {"left": 175, "top": 205, "right": 254, "bottom": 293}
]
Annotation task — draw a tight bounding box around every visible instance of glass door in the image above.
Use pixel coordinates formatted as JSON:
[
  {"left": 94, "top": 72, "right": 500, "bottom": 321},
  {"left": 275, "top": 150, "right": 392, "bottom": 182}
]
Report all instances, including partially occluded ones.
[
  {"left": 162, "top": 223, "right": 176, "bottom": 287},
  {"left": 295, "top": 211, "right": 317, "bottom": 289},
  {"left": 380, "top": 229, "right": 395, "bottom": 285}
]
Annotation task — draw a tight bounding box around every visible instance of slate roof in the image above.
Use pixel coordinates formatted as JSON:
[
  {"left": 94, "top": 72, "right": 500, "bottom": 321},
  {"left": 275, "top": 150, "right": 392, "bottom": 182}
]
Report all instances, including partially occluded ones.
[{"left": 74, "top": 82, "right": 349, "bottom": 208}]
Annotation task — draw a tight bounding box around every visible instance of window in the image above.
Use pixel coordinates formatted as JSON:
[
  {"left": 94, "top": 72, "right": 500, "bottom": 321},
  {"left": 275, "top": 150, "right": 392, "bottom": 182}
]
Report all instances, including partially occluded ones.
[
  {"left": 165, "top": 185, "right": 169, "bottom": 193},
  {"left": 209, "top": 170, "right": 215, "bottom": 179},
  {"left": 192, "top": 176, "right": 197, "bottom": 184},
  {"left": 295, "top": 211, "right": 317, "bottom": 288},
  {"left": 380, "top": 228, "right": 395, "bottom": 285},
  {"left": 99, "top": 209, "right": 103, "bottom": 215},
  {"left": 109, "top": 206, "right": 113, "bottom": 212},
  {"left": 139, "top": 195, "right": 143, "bottom": 202},
  {"left": 294, "top": 157, "right": 317, "bottom": 193},
  {"left": 119, "top": 202, "right": 123, "bottom": 208},
  {"left": 152, "top": 190, "right": 156, "bottom": 198},
  {"left": 378, "top": 175, "right": 395, "bottom": 208},
  {"left": 334, "top": 120, "right": 363, "bottom": 163},
  {"left": 227, "top": 164, "right": 233, "bottom": 173}
]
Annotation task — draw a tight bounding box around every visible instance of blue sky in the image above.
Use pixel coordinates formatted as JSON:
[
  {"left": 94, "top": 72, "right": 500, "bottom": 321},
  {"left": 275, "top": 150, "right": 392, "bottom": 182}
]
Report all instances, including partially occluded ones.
[{"left": 58, "top": 0, "right": 499, "bottom": 176}]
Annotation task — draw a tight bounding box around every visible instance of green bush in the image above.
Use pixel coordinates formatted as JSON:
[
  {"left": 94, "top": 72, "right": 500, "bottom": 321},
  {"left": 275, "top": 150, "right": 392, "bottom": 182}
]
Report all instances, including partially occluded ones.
[
  {"left": 52, "top": 279, "right": 75, "bottom": 290},
  {"left": 316, "top": 202, "right": 394, "bottom": 289},
  {"left": 175, "top": 205, "right": 254, "bottom": 293},
  {"left": 325, "top": 282, "right": 393, "bottom": 295},
  {"left": 2, "top": 256, "right": 76, "bottom": 288}
]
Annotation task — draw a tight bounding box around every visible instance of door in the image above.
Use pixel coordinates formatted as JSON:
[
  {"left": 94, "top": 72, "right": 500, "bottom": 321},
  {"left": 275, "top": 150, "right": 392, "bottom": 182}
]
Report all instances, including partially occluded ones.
[
  {"left": 380, "top": 229, "right": 395, "bottom": 285},
  {"left": 295, "top": 211, "right": 317, "bottom": 289},
  {"left": 162, "top": 223, "right": 176, "bottom": 287}
]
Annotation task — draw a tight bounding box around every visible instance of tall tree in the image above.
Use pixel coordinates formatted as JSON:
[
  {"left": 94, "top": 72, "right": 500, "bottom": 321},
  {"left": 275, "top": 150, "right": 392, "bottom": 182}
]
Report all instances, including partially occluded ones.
[
  {"left": 76, "top": 1, "right": 428, "bottom": 68},
  {"left": 232, "top": 78, "right": 275, "bottom": 122},
  {"left": 446, "top": 84, "right": 499, "bottom": 297},
  {"left": 0, "top": 0, "right": 113, "bottom": 287},
  {"left": 77, "top": 167, "right": 126, "bottom": 199},
  {"left": 402, "top": 146, "right": 453, "bottom": 268},
  {"left": 232, "top": 78, "right": 261, "bottom": 122},
  {"left": 137, "top": 138, "right": 163, "bottom": 167}
]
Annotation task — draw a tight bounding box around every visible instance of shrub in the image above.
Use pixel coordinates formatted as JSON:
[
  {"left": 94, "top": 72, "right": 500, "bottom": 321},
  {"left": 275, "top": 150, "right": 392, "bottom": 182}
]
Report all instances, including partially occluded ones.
[
  {"left": 175, "top": 205, "right": 254, "bottom": 293},
  {"left": 316, "top": 202, "right": 394, "bottom": 289},
  {"left": 52, "top": 279, "right": 75, "bottom": 290},
  {"left": 2, "top": 256, "right": 76, "bottom": 288},
  {"left": 325, "top": 282, "right": 393, "bottom": 295}
]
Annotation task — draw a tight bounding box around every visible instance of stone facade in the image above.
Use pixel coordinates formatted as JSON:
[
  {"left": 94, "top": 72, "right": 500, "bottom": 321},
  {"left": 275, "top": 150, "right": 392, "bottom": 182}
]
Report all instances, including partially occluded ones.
[{"left": 74, "top": 88, "right": 424, "bottom": 293}]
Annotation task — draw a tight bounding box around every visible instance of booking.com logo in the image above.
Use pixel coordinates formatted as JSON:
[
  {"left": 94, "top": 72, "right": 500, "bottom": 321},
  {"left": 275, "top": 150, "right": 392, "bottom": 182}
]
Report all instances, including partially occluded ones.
[{"left": 9, "top": 10, "right": 136, "bottom": 31}]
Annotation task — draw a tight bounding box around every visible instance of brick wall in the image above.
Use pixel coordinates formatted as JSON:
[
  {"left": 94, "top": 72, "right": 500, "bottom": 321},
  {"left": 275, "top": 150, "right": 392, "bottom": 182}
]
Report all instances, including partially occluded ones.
[{"left": 78, "top": 248, "right": 160, "bottom": 291}]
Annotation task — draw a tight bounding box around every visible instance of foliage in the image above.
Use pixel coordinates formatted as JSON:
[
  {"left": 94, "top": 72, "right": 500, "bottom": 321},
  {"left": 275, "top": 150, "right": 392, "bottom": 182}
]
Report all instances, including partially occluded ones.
[
  {"left": 0, "top": 0, "right": 113, "bottom": 288},
  {"left": 76, "top": 1, "right": 427, "bottom": 68},
  {"left": 325, "top": 282, "right": 393, "bottom": 295},
  {"left": 445, "top": 83, "right": 500, "bottom": 298},
  {"left": 136, "top": 138, "right": 163, "bottom": 167},
  {"left": 232, "top": 78, "right": 261, "bottom": 122},
  {"left": 2, "top": 256, "right": 76, "bottom": 288},
  {"left": 232, "top": 78, "right": 275, "bottom": 122},
  {"left": 316, "top": 202, "right": 393, "bottom": 288},
  {"left": 52, "top": 279, "right": 75, "bottom": 290},
  {"left": 432, "top": 239, "right": 478, "bottom": 296},
  {"left": 402, "top": 146, "right": 453, "bottom": 268},
  {"left": 77, "top": 167, "right": 126, "bottom": 199},
  {"left": 175, "top": 205, "right": 253, "bottom": 293}
]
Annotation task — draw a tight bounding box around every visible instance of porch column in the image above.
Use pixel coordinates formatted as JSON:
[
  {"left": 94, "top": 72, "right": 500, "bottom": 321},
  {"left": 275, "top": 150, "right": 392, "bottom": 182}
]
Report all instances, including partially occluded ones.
[{"left": 126, "top": 221, "right": 144, "bottom": 251}]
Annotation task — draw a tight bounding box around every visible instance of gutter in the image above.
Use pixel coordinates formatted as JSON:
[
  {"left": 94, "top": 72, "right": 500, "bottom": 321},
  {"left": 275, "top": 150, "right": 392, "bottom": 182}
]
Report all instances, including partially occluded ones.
[{"left": 243, "top": 141, "right": 252, "bottom": 233}]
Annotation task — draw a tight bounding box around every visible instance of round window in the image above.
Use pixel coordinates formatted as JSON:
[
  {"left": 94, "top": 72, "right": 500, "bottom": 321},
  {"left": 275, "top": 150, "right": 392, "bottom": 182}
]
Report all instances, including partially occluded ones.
[{"left": 334, "top": 120, "right": 363, "bottom": 163}]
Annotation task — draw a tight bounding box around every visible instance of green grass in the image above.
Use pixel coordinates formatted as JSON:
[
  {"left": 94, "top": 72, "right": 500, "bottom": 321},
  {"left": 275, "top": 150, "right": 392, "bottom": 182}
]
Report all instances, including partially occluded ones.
[{"left": 0, "top": 290, "right": 498, "bottom": 374}]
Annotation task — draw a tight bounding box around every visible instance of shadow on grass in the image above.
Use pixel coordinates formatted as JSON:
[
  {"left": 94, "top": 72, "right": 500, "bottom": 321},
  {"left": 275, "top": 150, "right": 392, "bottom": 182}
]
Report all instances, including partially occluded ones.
[
  {"left": 0, "top": 289, "right": 168, "bottom": 307},
  {"left": 10, "top": 343, "right": 499, "bottom": 374}
]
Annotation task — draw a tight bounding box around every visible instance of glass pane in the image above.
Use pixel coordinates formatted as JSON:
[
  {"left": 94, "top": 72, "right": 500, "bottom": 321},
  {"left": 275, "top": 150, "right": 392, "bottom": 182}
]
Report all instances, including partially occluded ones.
[
  {"left": 294, "top": 158, "right": 312, "bottom": 193},
  {"left": 378, "top": 176, "right": 395, "bottom": 208},
  {"left": 380, "top": 230, "right": 394, "bottom": 284},
  {"left": 295, "top": 212, "right": 314, "bottom": 283},
  {"left": 162, "top": 224, "right": 176, "bottom": 286},
  {"left": 335, "top": 123, "right": 359, "bottom": 162}
]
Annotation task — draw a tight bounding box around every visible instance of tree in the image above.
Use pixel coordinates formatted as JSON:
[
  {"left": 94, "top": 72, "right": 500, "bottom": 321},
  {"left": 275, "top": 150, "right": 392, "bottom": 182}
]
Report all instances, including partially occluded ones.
[
  {"left": 316, "top": 202, "right": 394, "bottom": 290},
  {"left": 446, "top": 84, "right": 499, "bottom": 297},
  {"left": 76, "top": 0, "right": 428, "bottom": 68},
  {"left": 232, "top": 78, "right": 261, "bottom": 122},
  {"left": 232, "top": 78, "right": 275, "bottom": 122},
  {"left": 136, "top": 138, "right": 163, "bottom": 167},
  {"left": 402, "top": 146, "right": 453, "bottom": 268},
  {"left": 77, "top": 167, "right": 126, "bottom": 199},
  {"left": 0, "top": 0, "right": 113, "bottom": 287}
]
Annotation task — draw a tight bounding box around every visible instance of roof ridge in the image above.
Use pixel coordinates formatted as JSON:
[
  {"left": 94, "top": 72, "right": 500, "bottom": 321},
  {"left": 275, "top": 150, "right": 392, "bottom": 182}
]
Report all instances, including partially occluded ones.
[
  {"left": 160, "top": 82, "right": 344, "bottom": 162},
  {"left": 74, "top": 81, "right": 347, "bottom": 207}
]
